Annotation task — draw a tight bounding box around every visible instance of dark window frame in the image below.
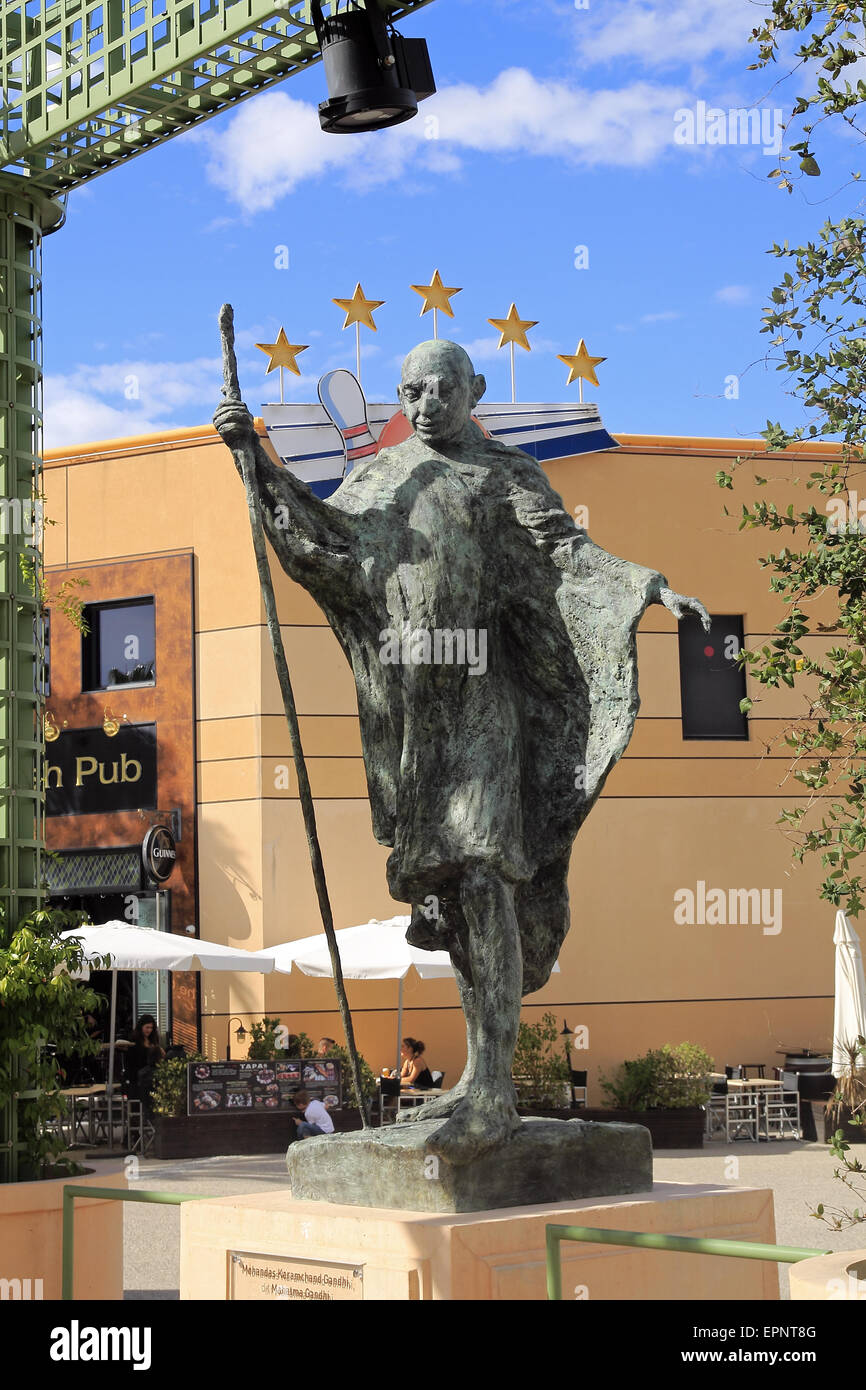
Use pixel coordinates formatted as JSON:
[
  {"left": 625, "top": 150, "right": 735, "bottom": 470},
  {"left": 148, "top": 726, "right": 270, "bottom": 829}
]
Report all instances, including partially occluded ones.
[
  {"left": 678, "top": 613, "right": 749, "bottom": 741},
  {"left": 82, "top": 596, "right": 156, "bottom": 692}
]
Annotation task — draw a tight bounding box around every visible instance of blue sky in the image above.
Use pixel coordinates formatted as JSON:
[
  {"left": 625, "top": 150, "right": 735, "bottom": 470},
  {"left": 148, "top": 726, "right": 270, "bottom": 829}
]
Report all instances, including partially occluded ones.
[{"left": 41, "top": 0, "right": 861, "bottom": 448}]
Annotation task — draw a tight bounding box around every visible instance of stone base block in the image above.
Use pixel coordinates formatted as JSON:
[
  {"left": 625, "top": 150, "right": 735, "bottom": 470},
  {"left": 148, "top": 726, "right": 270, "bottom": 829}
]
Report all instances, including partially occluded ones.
[
  {"left": 180, "top": 1182, "right": 779, "bottom": 1301},
  {"left": 286, "top": 1117, "right": 652, "bottom": 1213}
]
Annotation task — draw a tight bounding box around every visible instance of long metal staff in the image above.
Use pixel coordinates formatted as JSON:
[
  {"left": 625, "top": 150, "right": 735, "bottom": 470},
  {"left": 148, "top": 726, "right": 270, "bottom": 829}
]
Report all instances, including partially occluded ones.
[{"left": 218, "top": 303, "right": 368, "bottom": 1127}]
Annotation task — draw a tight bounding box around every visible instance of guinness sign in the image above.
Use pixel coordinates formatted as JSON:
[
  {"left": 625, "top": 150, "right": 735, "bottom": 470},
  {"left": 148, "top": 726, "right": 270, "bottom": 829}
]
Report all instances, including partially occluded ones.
[{"left": 142, "top": 824, "right": 177, "bottom": 884}]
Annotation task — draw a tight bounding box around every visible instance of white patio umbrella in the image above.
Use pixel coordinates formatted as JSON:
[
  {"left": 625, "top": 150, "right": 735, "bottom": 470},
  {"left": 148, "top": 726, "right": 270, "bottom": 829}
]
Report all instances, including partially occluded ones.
[
  {"left": 262, "top": 913, "right": 559, "bottom": 1074},
  {"left": 61, "top": 920, "right": 275, "bottom": 1100},
  {"left": 261, "top": 915, "right": 451, "bottom": 1074},
  {"left": 833, "top": 910, "right": 866, "bottom": 1076}
]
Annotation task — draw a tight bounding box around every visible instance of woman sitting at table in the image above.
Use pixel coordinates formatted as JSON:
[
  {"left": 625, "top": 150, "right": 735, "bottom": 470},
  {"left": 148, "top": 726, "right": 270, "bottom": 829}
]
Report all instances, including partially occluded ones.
[{"left": 400, "top": 1038, "right": 434, "bottom": 1090}]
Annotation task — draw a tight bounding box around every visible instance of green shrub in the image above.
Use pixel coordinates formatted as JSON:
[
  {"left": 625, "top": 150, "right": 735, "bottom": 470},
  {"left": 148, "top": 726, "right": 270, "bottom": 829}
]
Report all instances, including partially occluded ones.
[
  {"left": 513, "top": 1012, "right": 571, "bottom": 1108},
  {"left": 601, "top": 1042, "right": 714, "bottom": 1111},
  {"left": 247, "top": 1017, "right": 286, "bottom": 1060},
  {"left": 0, "top": 906, "right": 107, "bottom": 1181},
  {"left": 151, "top": 1053, "right": 205, "bottom": 1118}
]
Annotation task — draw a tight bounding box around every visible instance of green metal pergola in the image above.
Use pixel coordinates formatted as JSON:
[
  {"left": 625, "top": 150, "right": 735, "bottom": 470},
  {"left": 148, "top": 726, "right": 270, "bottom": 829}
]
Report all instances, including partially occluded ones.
[{"left": 0, "top": 0, "right": 434, "bottom": 1183}]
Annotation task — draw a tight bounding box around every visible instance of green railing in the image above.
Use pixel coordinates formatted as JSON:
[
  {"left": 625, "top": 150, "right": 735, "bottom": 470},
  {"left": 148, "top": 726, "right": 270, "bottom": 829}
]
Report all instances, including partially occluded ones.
[
  {"left": 545, "top": 1224, "right": 831, "bottom": 1300},
  {"left": 63, "top": 1192, "right": 835, "bottom": 1301},
  {"left": 62, "top": 1184, "right": 213, "bottom": 1301}
]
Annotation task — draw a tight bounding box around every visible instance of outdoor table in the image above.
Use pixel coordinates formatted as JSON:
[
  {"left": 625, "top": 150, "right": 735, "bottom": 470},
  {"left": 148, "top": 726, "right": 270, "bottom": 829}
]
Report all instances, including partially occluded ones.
[
  {"left": 396, "top": 1087, "right": 443, "bottom": 1119},
  {"left": 378, "top": 1085, "right": 444, "bottom": 1123},
  {"left": 717, "top": 1079, "right": 798, "bottom": 1140}
]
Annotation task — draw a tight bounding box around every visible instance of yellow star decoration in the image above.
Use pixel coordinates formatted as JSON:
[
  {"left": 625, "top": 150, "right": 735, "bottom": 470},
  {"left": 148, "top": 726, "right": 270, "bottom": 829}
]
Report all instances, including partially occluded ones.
[
  {"left": 487, "top": 303, "right": 538, "bottom": 353},
  {"left": 410, "top": 269, "right": 462, "bottom": 319},
  {"left": 557, "top": 339, "right": 607, "bottom": 388},
  {"left": 332, "top": 283, "right": 385, "bottom": 332},
  {"left": 254, "top": 327, "right": 309, "bottom": 376}
]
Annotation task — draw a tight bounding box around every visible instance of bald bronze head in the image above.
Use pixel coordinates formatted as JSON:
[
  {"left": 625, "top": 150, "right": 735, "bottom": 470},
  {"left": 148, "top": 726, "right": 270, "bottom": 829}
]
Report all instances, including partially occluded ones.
[{"left": 397, "top": 340, "right": 486, "bottom": 449}]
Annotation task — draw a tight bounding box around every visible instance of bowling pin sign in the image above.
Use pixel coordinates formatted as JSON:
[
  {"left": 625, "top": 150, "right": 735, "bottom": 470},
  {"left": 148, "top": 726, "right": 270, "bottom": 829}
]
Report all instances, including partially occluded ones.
[{"left": 317, "top": 370, "right": 378, "bottom": 480}]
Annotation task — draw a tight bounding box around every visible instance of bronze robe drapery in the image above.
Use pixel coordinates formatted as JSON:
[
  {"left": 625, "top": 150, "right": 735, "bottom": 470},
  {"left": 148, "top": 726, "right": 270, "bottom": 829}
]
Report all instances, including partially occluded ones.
[{"left": 256, "top": 427, "right": 665, "bottom": 991}]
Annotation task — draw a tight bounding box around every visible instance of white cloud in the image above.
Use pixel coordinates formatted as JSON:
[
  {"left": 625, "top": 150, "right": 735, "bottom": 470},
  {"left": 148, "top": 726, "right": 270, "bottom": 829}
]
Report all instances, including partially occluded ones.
[
  {"left": 715, "top": 284, "right": 751, "bottom": 305},
  {"left": 43, "top": 354, "right": 319, "bottom": 449},
  {"left": 576, "top": 0, "right": 754, "bottom": 67},
  {"left": 43, "top": 386, "right": 165, "bottom": 451},
  {"left": 640, "top": 310, "right": 681, "bottom": 323},
  {"left": 198, "top": 68, "right": 690, "bottom": 211}
]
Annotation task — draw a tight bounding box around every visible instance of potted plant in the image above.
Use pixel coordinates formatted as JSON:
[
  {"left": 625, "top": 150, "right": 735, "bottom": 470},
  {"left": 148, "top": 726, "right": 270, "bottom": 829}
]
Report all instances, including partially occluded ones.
[
  {"left": 587, "top": 1042, "right": 714, "bottom": 1149},
  {"left": 0, "top": 905, "right": 127, "bottom": 1298},
  {"left": 513, "top": 1012, "right": 572, "bottom": 1113},
  {"left": 824, "top": 1037, "right": 866, "bottom": 1145}
]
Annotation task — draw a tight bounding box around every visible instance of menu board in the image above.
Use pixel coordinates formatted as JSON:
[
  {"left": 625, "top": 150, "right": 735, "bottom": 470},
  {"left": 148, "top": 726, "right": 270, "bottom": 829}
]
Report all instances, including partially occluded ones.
[{"left": 187, "top": 1059, "right": 342, "bottom": 1116}]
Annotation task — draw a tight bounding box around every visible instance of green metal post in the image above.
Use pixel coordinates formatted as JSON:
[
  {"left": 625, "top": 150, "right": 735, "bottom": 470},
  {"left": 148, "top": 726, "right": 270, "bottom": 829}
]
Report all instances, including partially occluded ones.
[
  {"left": 546, "top": 1226, "right": 563, "bottom": 1302},
  {"left": 62, "top": 1184, "right": 213, "bottom": 1300},
  {"left": 545, "top": 1224, "right": 832, "bottom": 1300},
  {"left": 0, "top": 175, "right": 64, "bottom": 1185}
]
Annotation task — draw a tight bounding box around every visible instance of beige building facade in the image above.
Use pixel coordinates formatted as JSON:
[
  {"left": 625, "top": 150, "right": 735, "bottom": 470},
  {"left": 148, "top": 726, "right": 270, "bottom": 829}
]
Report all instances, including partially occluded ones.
[{"left": 43, "top": 421, "right": 839, "bottom": 1098}]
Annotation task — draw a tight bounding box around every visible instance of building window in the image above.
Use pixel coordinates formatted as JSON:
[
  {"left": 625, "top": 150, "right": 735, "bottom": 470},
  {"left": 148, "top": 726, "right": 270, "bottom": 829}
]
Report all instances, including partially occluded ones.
[
  {"left": 678, "top": 614, "right": 748, "bottom": 740},
  {"left": 82, "top": 598, "right": 156, "bottom": 690}
]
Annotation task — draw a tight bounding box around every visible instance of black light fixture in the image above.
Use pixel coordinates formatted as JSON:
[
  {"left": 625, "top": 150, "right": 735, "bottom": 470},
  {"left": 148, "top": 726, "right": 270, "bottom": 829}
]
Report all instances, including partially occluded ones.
[
  {"left": 226, "top": 1017, "right": 247, "bottom": 1061},
  {"left": 312, "top": 0, "right": 435, "bottom": 134}
]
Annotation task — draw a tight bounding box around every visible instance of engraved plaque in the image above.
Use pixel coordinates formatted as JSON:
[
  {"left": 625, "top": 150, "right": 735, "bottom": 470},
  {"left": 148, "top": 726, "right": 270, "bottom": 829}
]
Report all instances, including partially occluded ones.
[{"left": 229, "top": 1251, "right": 364, "bottom": 1301}]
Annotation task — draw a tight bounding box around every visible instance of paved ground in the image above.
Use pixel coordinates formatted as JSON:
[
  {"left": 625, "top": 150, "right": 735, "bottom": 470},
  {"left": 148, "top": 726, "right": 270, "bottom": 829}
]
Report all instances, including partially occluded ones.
[{"left": 84, "top": 1138, "right": 865, "bottom": 1300}]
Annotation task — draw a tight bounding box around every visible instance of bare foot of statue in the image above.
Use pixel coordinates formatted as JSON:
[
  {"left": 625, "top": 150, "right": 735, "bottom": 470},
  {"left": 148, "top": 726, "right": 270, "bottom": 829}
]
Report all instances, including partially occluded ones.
[{"left": 425, "top": 1087, "right": 522, "bottom": 1165}]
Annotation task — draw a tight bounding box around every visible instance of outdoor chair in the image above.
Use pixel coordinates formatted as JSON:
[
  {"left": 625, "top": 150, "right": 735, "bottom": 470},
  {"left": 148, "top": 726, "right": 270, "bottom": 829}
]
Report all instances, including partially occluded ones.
[
  {"left": 89, "top": 1092, "right": 127, "bottom": 1146},
  {"left": 378, "top": 1075, "right": 401, "bottom": 1125},
  {"left": 127, "top": 1098, "right": 156, "bottom": 1155},
  {"left": 763, "top": 1089, "right": 801, "bottom": 1141},
  {"left": 725, "top": 1091, "right": 761, "bottom": 1143},
  {"left": 570, "top": 1069, "right": 588, "bottom": 1108},
  {"left": 705, "top": 1090, "right": 728, "bottom": 1141}
]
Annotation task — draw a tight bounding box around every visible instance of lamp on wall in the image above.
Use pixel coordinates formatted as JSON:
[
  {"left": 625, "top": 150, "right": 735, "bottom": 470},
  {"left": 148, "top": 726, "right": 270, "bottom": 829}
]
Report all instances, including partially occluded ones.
[
  {"left": 226, "top": 1017, "right": 248, "bottom": 1061},
  {"left": 43, "top": 711, "right": 66, "bottom": 742},
  {"left": 560, "top": 1019, "right": 574, "bottom": 1070},
  {"left": 103, "top": 707, "right": 130, "bottom": 737}
]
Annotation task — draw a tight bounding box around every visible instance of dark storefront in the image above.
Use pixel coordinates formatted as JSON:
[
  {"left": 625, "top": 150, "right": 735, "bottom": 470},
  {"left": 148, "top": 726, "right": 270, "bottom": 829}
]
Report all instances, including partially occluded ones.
[{"left": 44, "top": 553, "right": 199, "bottom": 1049}]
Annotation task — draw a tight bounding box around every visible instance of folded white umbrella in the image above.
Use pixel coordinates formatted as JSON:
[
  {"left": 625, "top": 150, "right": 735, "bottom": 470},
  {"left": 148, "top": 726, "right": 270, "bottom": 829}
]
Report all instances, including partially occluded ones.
[
  {"left": 61, "top": 920, "right": 275, "bottom": 1099},
  {"left": 833, "top": 910, "right": 866, "bottom": 1075},
  {"left": 260, "top": 913, "right": 559, "bottom": 1073}
]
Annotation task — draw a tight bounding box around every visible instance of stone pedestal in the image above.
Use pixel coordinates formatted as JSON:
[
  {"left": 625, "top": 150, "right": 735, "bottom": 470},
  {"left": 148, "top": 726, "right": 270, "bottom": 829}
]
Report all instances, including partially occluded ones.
[
  {"left": 180, "top": 1182, "right": 779, "bottom": 1301},
  {"left": 287, "top": 1117, "right": 652, "bottom": 1213},
  {"left": 789, "top": 1249, "right": 866, "bottom": 1300}
]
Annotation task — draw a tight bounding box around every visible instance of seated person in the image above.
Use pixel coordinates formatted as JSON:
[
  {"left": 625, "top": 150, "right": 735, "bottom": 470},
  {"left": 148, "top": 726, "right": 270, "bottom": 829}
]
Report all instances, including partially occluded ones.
[
  {"left": 292, "top": 1089, "right": 335, "bottom": 1138},
  {"left": 399, "top": 1038, "right": 434, "bottom": 1090}
]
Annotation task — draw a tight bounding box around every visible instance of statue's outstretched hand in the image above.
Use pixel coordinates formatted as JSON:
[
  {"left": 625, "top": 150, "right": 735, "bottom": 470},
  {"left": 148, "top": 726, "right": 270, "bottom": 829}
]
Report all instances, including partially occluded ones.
[
  {"left": 213, "top": 400, "right": 257, "bottom": 455},
  {"left": 658, "top": 587, "right": 710, "bottom": 632}
]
